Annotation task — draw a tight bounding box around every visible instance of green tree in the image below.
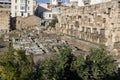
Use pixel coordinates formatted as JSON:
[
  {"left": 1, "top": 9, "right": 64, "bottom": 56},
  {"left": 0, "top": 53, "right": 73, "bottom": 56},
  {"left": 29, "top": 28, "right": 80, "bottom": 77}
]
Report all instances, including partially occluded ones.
[
  {"left": 0, "top": 46, "right": 35, "bottom": 80},
  {"left": 42, "top": 46, "right": 117, "bottom": 80},
  {"left": 72, "top": 47, "right": 117, "bottom": 80},
  {"left": 42, "top": 46, "right": 76, "bottom": 80},
  {"left": 48, "top": 17, "right": 58, "bottom": 28},
  {"left": 72, "top": 54, "right": 86, "bottom": 80},
  {"left": 88, "top": 47, "right": 117, "bottom": 80},
  {"left": 16, "top": 50, "right": 34, "bottom": 80},
  {"left": 42, "top": 57, "right": 58, "bottom": 80},
  {"left": 0, "top": 43, "right": 18, "bottom": 80},
  {"left": 57, "top": 46, "right": 75, "bottom": 80}
]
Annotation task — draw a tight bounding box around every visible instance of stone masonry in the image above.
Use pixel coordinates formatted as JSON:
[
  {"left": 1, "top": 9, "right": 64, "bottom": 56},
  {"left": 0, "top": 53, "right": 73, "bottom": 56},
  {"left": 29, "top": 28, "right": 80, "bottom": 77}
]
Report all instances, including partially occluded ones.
[
  {"left": 0, "top": 8, "right": 10, "bottom": 32},
  {"left": 16, "top": 16, "right": 41, "bottom": 30},
  {"left": 55, "top": 0, "right": 120, "bottom": 55}
]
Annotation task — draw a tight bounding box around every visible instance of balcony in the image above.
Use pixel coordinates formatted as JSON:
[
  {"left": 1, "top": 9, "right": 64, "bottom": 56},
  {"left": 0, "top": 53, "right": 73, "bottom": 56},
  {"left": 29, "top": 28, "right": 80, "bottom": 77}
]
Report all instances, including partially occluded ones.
[{"left": 0, "top": 0, "right": 11, "bottom": 3}]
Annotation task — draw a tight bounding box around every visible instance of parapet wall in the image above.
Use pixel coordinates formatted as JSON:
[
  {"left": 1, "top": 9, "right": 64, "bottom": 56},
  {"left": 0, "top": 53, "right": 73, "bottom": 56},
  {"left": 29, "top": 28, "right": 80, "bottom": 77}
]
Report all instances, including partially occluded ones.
[{"left": 55, "top": 0, "right": 120, "bottom": 55}]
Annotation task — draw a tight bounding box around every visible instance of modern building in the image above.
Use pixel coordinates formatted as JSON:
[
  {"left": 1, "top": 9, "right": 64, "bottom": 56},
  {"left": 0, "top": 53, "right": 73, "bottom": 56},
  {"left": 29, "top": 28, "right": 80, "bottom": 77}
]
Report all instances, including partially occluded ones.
[
  {"left": 50, "top": 0, "right": 62, "bottom": 6},
  {"left": 0, "top": 0, "right": 11, "bottom": 8},
  {"left": 11, "top": 0, "right": 34, "bottom": 17},
  {"left": 52, "top": 7, "right": 61, "bottom": 14},
  {"left": 90, "top": 0, "right": 111, "bottom": 5},
  {"left": 78, "top": 0, "right": 84, "bottom": 6},
  {"left": 70, "top": 0, "right": 77, "bottom": 2},
  {"left": 34, "top": 3, "right": 51, "bottom": 18},
  {"left": 78, "top": 0, "right": 112, "bottom": 6},
  {"left": 43, "top": 6, "right": 61, "bottom": 20},
  {"left": 43, "top": 11, "right": 53, "bottom": 20}
]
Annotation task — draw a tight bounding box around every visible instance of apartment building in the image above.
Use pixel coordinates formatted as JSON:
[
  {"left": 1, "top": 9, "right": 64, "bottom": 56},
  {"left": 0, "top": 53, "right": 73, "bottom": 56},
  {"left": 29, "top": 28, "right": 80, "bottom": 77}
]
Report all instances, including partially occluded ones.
[
  {"left": 78, "top": 0, "right": 112, "bottom": 6},
  {"left": 50, "top": 0, "right": 62, "bottom": 6},
  {"left": 0, "top": 0, "right": 11, "bottom": 8},
  {"left": 11, "top": 0, "right": 34, "bottom": 17}
]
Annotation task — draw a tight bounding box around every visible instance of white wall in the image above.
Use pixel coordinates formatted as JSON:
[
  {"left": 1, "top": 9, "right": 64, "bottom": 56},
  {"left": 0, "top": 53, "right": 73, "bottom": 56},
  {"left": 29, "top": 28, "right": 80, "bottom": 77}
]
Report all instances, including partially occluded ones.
[
  {"left": 11, "top": 0, "right": 33, "bottom": 17},
  {"left": 52, "top": 7, "right": 61, "bottom": 14},
  {"left": 70, "top": 0, "right": 78, "bottom": 2},
  {"left": 51, "top": 0, "right": 58, "bottom": 5},
  {"left": 43, "top": 12, "right": 53, "bottom": 20},
  {"left": 51, "top": 0, "right": 62, "bottom": 5},
  {"left": 91, "top": 0, "right": 111, "bottom": 5},
  {"left": 38, "top": 3, "right": 48, "bottom": 9},
  {"left": 78, "top": 0, "right": 84, "bottom": 6},
  {"left": 78, "top": 0, "right": 112, "bottom": 6}
]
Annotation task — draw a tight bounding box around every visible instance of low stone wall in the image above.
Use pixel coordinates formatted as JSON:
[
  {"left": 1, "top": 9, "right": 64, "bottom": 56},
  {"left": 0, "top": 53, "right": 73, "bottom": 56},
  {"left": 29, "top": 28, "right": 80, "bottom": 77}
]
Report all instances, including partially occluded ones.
[
  {"left": 16, "top": 15, "right": 41, "bottom": 30},
  {"left": 61, "top": 35, "right": 99, "bottom": 51},
  {"left": 0, "top": 8, "right": 10, "bottom": 32}
]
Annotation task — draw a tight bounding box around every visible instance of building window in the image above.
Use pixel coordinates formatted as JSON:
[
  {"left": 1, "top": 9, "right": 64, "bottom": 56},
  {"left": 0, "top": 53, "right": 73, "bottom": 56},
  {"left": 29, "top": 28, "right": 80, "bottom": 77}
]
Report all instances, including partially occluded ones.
[
  {"left": 82, "top": 27, "right": 84, "bottom": 32},
  {"left": 15, "top": 6, "right": 17, "bottom": 10},
  {"left": 28, "top": 13, "right": 30, "bottom": 16},
  {"left": 15, "top": 13, "right": 17, "bottom": 16},
  {"left": 78, "top": 15, "right": 81, "bottom": 18},
  {"left": 49, "top": 14, "right": 51, "bottom": 17},
  {"left": 20, "top": 6, "right": 25, "bottom": 10},
  {"left": 20, "top": 0, "right": 25, "bottom": 3},
  {"left": 21, "top": 12, "right": 23, "bottom": 16},
  {"left": 28, "top": 7, "right": 30, "bottom": 10},
  {"left": 15, "top": 0, "right": 17, "bottom": 3},
  {"left": 118, "top": 1, "right": 120, "bottom": 8},
  {"left": 107, "top": 8, "right": 111, "bottom": 14},
  {"left": 28, "top": 1, "right": 30, "bottom": 4}
]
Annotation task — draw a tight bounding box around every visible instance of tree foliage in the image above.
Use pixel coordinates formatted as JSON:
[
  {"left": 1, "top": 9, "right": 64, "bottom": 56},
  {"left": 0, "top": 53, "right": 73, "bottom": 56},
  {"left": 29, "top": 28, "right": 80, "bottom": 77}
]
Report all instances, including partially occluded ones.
[
  {"left": 88, "top": 47, "right": 117, "bottom": 80},
  {"left": 0, "top": 45, "right": 118, "bottom": 80},
  {"left": 48, "top": 17, "right": 58, "bottom": 28},
  {"left": 42, "top": 46, "right": 74, "bottom": 80},
  {"left": 0, "top": 45, "right": 35, "bottom": 80},
  {"left": 42, "top": 46, "right": 118, "bottom": 80}
]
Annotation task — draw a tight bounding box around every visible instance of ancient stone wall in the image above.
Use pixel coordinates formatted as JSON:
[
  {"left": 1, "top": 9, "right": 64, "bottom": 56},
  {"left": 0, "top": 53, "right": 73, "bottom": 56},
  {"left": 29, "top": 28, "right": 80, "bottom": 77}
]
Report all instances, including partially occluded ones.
[
  {"left": 0, "top": 8, "right": 10, "bottom": 32},
  {"left": 56, "top": 0, "right": 120, "bottom": 54},
  {"left": 16, "top": 16, "right": 41, "bottom": 30}
]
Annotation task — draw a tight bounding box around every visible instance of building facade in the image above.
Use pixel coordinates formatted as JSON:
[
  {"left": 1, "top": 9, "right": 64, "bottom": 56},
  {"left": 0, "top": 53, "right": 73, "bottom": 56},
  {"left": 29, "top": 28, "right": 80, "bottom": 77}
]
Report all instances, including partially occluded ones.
[
  {"left": 78, "top": 0, "right": 111, "bottom": 6},
  {"left": 34, "top": 3, "right": 51, "bottom": 18},
  {"left": 43, "top": 11, "right": 53, "bottom": 20},
  {"left": 11, "top": 0, "right": 34, "bottom": 17},
  {"left": 50, "top": 0, "right": 62, "bottom": 6},
  {"left": 0, "top": 0, "right": 11, "bottom": 8},
  {"left": 70, "top": 0, "right": 77, "bottom": 2},
  {"left": 55, "top": 0, "right": 120, "bottom": 55},
  {"left": 43, "top": 6, "right": 61, "bottom": 20},
  {"left": 90, "top": 0, "right": 111, "bottom": 5}
]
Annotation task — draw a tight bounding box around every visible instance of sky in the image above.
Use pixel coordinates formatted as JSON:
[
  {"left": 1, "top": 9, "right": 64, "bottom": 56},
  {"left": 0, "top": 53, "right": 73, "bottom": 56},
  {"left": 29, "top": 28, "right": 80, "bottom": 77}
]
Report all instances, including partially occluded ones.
[{"left": 37, "top": 0, "right": 70, "bottom": 3}]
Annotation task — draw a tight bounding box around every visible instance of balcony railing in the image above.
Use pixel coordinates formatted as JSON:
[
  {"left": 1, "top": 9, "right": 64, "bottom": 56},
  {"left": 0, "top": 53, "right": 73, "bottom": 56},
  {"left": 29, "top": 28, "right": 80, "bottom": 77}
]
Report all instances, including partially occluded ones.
[{"left": 0, "top": 0, "right": 11, "bottom": 3}]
